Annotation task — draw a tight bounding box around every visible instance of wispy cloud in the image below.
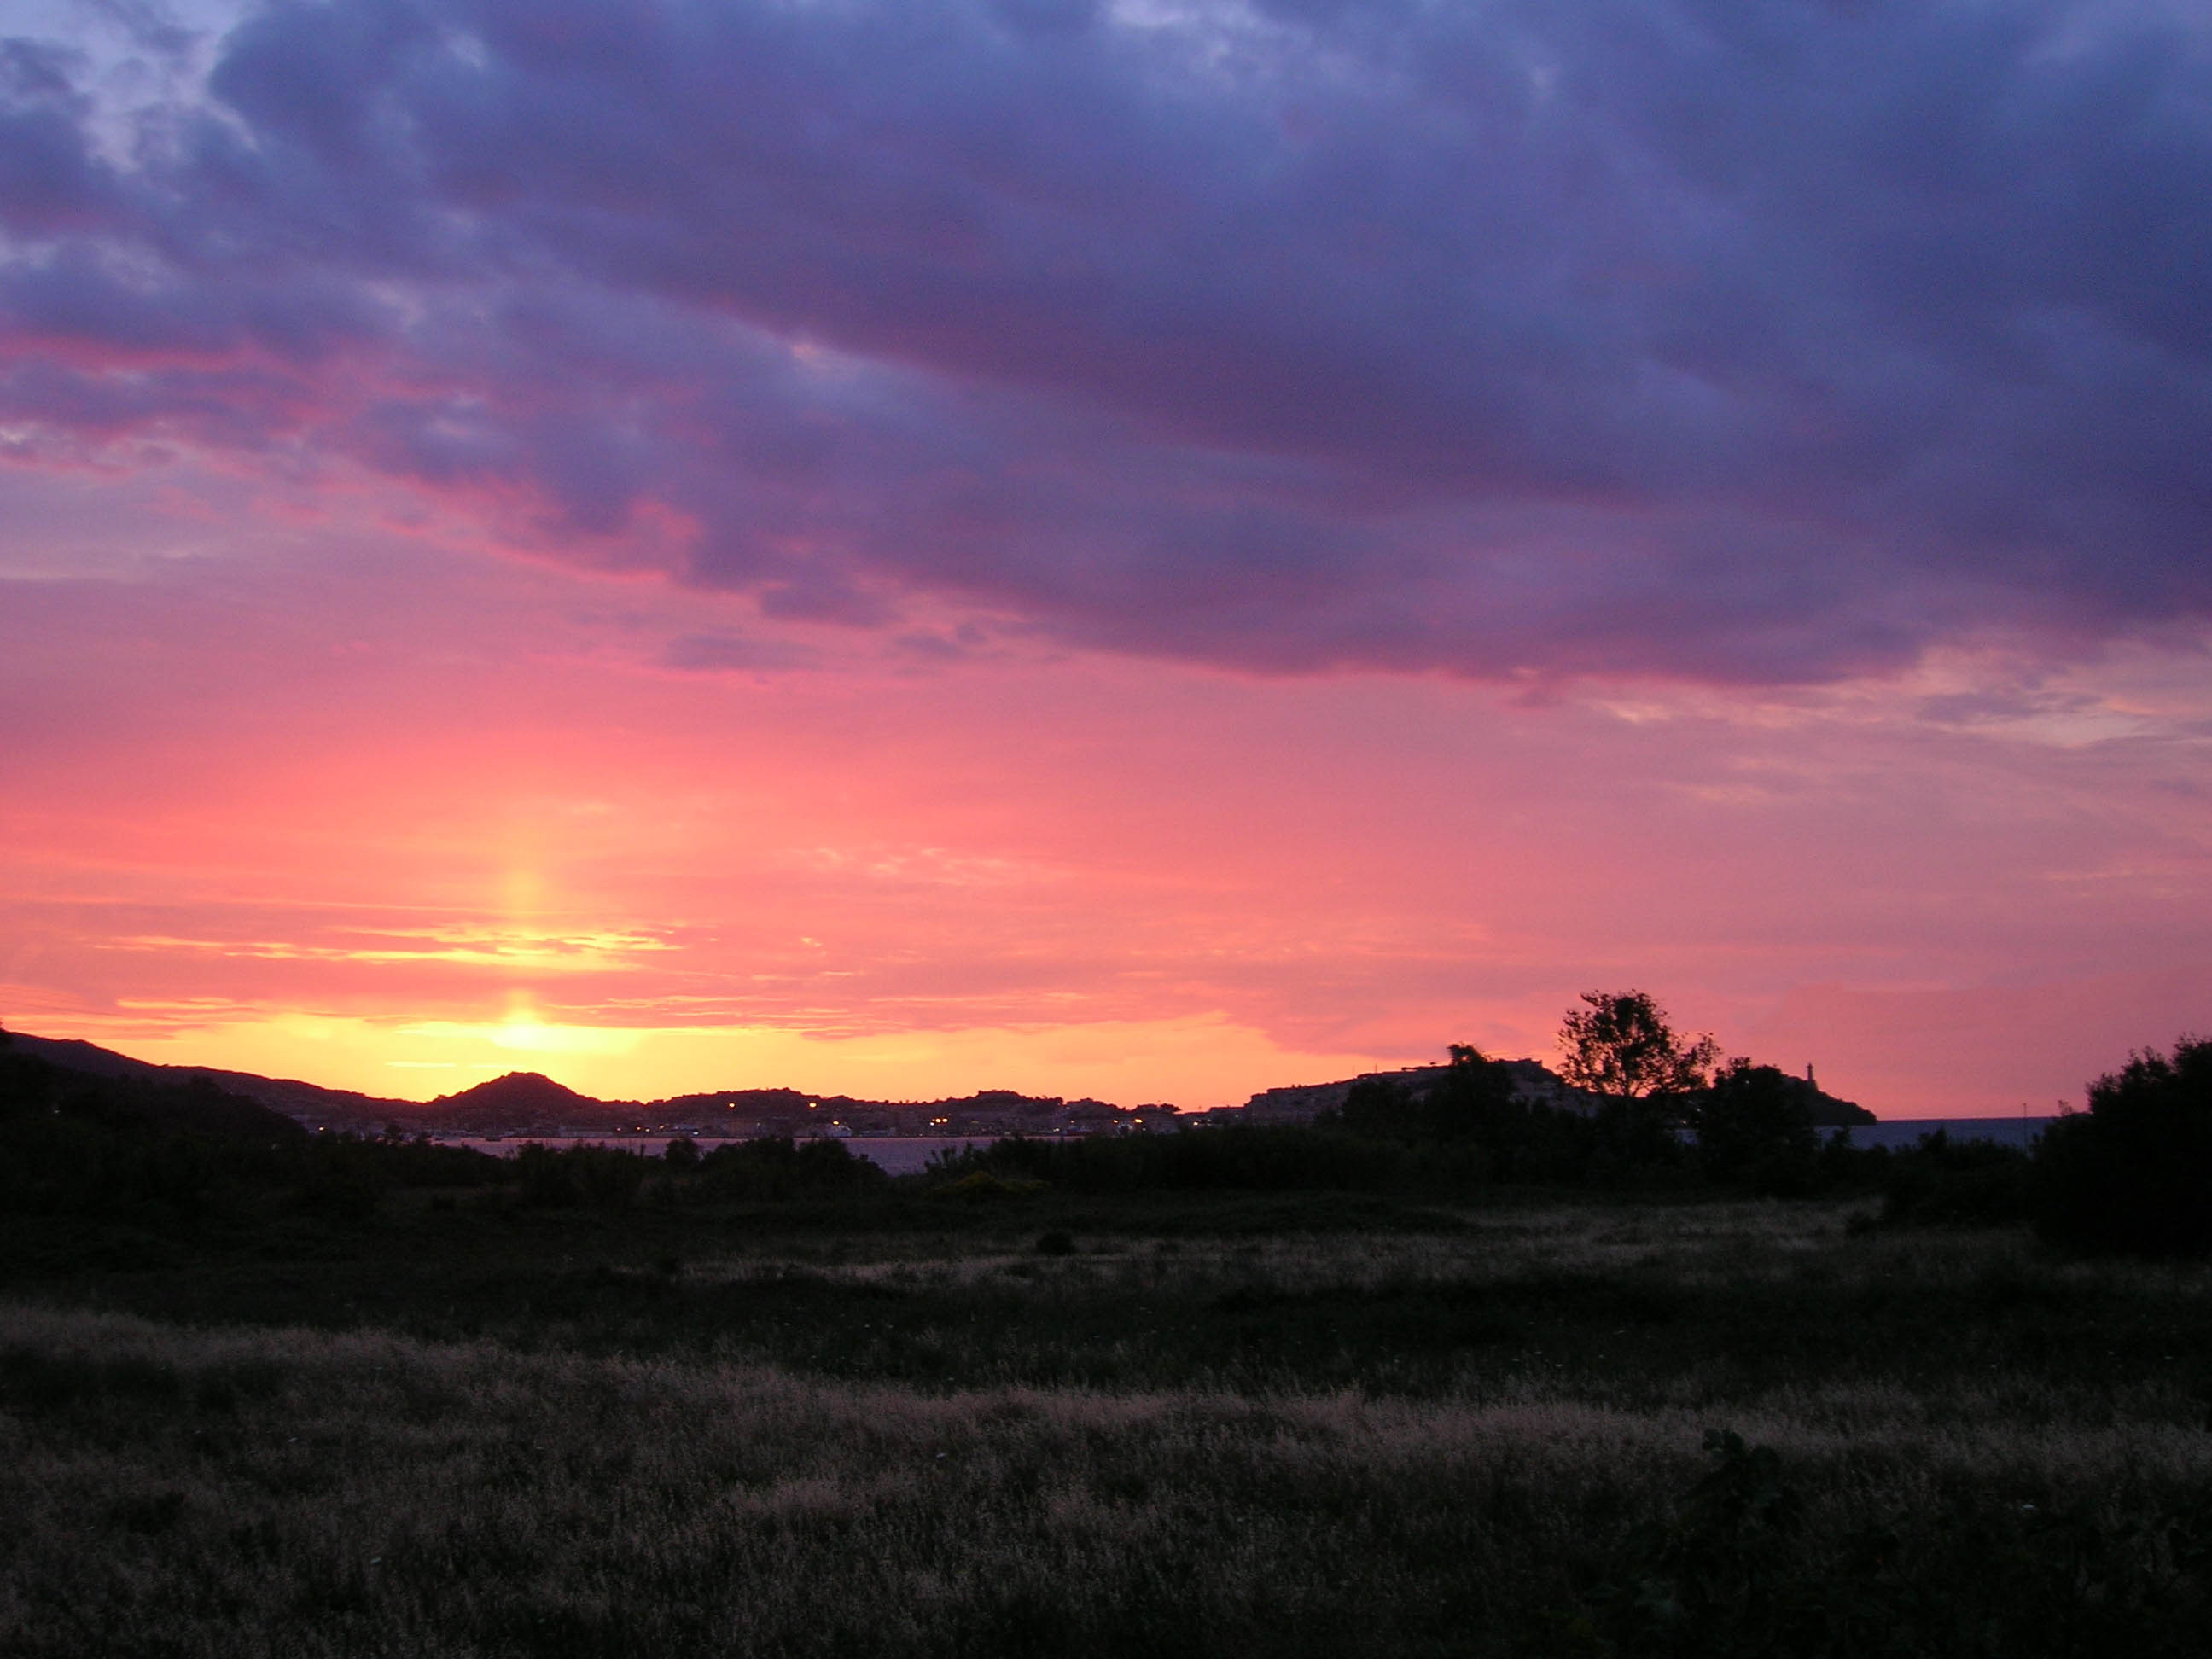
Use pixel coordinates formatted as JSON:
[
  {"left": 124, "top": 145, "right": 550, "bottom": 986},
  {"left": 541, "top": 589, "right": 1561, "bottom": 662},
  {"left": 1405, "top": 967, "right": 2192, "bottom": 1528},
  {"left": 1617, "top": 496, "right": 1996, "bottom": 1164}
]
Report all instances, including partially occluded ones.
[{"left": 107, "top": 925, "right": 676, "bottom": 972}]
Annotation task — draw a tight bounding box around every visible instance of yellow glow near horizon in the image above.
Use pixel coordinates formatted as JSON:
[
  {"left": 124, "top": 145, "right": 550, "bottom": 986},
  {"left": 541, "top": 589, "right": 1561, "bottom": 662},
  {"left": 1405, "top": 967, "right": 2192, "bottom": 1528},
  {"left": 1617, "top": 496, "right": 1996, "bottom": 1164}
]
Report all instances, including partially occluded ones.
[
  {"left": 430, "top": 991, "right": 653, "bottom": 1059},
  {"left": 59, "top": 1009, "right": 1405, "bottom": 1108},
  {"left": 480, "top": 1017, "right": 644, "bottom": 1056}
]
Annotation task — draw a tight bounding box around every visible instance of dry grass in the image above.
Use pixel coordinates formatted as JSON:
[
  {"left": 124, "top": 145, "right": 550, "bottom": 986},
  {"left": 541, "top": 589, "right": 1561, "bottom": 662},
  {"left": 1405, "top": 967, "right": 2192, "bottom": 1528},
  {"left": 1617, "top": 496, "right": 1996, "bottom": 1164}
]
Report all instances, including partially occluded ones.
[
  {"left": 0, "top": 1301, "right": 1685, "bottom": 1657},
  {"left": 5, "top": 1202, "right": 2209, "bottom": 1656}
]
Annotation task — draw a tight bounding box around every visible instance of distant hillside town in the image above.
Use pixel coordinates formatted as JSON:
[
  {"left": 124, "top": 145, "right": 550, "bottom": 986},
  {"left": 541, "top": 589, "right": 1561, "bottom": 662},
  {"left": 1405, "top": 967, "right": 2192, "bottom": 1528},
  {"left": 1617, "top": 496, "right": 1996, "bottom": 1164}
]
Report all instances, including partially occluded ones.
[{"left": 0, "top": 1031, "right": 1874, "bottom": 1139}]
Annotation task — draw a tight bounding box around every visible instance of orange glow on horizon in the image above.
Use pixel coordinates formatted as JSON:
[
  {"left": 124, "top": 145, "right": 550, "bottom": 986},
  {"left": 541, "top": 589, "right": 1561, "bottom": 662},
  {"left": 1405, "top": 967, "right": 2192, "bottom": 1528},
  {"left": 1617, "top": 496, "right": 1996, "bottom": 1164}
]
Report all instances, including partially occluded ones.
[
  {"left": 55, "top": 1010, "right": 1412, "bottom": 1111},
  {"left": 5, "top": 534, "right": 2208, "bottom": 1120}
]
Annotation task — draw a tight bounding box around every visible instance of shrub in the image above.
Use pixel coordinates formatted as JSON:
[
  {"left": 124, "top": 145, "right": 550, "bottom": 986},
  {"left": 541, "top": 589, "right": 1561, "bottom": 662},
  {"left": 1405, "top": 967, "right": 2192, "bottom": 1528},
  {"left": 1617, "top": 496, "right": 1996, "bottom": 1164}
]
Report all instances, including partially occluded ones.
[
  {"left": 930, "top": 1171, "right": 1047, "bottom": 1203},
  {"left": 514, "top": 1142, "right": 583, "bottom": 1208},
  {"left": 690, "top": 1136, "right": 890, "bottom": 1202},
  {"left": 295, "top": 1136, "right": 392, "bottom": 1223},
  {"left": 1691, "top": 1061, "right": 1819, "bottom": 1193},
  {"left": 2030, "top": 1037, "right": 2212, "bottom": 1255},
  {"left": 1879, "top": 1129, "right": 2028, "bottom": 1226}
]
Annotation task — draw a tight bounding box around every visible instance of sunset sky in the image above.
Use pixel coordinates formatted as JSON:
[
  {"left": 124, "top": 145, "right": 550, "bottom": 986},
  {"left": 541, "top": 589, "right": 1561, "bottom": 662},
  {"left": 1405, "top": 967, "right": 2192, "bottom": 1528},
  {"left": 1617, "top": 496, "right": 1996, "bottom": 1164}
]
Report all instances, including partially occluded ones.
[{"left": 3, "top": 0, "right": 2208, "bottom": 1115}]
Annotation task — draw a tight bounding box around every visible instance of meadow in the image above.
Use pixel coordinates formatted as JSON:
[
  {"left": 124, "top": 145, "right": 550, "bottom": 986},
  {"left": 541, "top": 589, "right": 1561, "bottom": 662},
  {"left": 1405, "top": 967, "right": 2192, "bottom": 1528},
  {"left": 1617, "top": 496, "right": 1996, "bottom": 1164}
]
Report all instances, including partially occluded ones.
[{"left": 4, "top": 1188, "right": 2209, "bottom": 1656}]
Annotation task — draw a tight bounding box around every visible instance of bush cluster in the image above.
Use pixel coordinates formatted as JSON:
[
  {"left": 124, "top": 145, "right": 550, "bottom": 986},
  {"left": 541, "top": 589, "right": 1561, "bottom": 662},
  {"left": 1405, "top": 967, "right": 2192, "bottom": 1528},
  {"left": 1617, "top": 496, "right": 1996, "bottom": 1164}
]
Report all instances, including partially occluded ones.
[
  {"left": 2029, "top": 1038, "right": 2212, "bottom": 1256},
  {"left": 690, "top": 1134, "right": 890, "bottom": 1202}
]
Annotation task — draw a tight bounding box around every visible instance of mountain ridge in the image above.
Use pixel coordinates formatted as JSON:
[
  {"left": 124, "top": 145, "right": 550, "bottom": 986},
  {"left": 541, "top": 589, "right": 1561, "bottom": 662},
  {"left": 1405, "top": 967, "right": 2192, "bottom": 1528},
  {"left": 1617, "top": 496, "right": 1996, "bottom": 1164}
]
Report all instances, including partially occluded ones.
[
  {"left": 2, "top": 1033, "right": 416, "bottom": 1121},
  {"left": 0, "top": 1027, "right": 1876, "bottom": 1132}
]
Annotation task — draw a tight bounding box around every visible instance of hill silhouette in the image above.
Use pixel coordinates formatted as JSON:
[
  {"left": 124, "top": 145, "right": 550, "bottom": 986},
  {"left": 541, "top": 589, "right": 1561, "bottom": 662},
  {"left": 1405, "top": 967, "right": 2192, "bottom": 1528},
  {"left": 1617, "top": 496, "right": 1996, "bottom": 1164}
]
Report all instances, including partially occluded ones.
[
  {"left": 1784, "top": 1074, "right": 1876, "bottom": 1129},
  {"left": 430, "top": 1071, "right": 623, "bottom": 1119},
  {"left": 1, "top": 1031, "right": 412, "bottom": 1122},
  {"left": 0, "top": 1027, "right": 304, "bottom": 1145},
  {"left": 0, "top": 1033, "right": 1074, "bottom": 1133}
]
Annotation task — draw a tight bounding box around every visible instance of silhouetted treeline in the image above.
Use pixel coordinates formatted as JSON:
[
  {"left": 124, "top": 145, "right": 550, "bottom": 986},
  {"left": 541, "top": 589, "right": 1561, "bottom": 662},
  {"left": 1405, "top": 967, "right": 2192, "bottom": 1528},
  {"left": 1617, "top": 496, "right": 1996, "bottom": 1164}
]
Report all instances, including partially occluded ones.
[
  {"left": 11, "top": 1019, "right": 2211, "bottom": 1255},
  {"left": 924, "top": 1124, "right": 1431, "bottom": 1194},
  {"left": 928, "top": 1050, "right": 1704, "bottom": 1197},
  {"left": 506, "top": 1135, "right": 888, "bottom": 1208},
  {"left": 1324, "top": 1048, "right": 1853, "bottom": 1192},
  {"left": 688, "top": 1135, "right": 889, "bottom": 1202},
  {"left": 1327, "top": 1049, "right": 1697, "bottom": 1185},
  {"left": 926, "top": 1051, "right": 2058, "bottom": 1214}
]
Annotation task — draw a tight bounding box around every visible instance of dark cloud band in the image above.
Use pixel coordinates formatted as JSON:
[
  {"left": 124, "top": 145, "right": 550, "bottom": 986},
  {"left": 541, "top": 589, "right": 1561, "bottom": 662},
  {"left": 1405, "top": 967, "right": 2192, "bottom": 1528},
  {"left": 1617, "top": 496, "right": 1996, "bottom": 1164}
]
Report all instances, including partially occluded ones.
[{"left": 3, "top": 0, "right": 2209, "bottom": 681}]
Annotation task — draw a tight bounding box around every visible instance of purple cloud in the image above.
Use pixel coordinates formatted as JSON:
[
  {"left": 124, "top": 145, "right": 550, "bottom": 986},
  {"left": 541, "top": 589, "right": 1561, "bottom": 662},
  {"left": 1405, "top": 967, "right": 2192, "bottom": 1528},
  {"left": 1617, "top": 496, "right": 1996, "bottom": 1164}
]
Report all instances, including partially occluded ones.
[{"left": 3, "top": 0, "right": 2209, "bottom": 682}]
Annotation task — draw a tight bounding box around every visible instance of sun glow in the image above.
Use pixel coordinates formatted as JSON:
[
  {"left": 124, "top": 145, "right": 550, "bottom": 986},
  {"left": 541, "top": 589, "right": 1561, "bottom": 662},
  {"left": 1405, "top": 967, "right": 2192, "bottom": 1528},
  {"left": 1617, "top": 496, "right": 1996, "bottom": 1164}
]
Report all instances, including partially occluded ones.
[
  {"left": 424, "top": 993, "right": 652, "bottom": 1059},
  {"left": 484, "top": 1018, "right": 643, "bottom": 1057}
]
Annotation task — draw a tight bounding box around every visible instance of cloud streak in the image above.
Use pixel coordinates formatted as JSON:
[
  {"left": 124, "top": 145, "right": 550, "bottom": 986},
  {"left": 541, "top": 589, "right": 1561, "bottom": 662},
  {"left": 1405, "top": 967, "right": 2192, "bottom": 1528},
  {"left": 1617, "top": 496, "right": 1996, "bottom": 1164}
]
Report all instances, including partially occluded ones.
[{"left": 3, "top": 0, "right": 2209, "bottom": 682}]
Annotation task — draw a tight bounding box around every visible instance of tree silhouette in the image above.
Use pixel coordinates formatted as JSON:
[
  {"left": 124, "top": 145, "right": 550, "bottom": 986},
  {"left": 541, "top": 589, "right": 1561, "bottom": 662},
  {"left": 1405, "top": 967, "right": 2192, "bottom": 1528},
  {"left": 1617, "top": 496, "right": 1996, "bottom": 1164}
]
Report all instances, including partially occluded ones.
[{"left": 1556, "top": 990, "right": 1719, "bottom": 1105}]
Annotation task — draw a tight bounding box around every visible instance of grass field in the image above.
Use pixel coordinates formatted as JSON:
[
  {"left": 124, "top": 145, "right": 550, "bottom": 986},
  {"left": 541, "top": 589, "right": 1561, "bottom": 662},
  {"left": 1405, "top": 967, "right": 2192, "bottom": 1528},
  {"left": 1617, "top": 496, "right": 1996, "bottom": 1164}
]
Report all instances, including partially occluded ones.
[{"left": 4, "top": 1192, "right": 2209, "bottom": 1656}]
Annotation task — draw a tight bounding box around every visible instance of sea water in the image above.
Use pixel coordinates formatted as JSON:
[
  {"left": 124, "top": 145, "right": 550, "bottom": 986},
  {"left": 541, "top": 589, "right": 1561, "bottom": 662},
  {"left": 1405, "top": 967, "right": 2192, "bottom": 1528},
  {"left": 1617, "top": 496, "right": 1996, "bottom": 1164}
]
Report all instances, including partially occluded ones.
[
  {"left": 1844, "top": 1116, "right": 2058, "bottom": 1151},
  {"left": 434, "top": 1134, "right": 1000, "bottom": 1176}
]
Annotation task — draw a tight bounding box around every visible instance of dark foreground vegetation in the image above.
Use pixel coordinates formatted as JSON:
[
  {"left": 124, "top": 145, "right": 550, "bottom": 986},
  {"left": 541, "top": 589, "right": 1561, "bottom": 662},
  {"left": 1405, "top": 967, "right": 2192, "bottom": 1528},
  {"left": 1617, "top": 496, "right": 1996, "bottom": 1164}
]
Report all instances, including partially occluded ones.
[{"left": 3, "top": 1030, "right": 2210, "bottom": 1656}]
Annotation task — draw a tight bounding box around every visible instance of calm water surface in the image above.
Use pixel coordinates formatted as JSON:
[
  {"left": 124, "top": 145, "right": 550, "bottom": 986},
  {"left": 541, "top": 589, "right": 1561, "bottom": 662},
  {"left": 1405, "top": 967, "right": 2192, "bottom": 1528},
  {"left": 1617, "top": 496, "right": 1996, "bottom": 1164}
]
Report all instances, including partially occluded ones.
[
  {"left": 437, "top": 1134, "right": 1001, "bottom": 1176},
  {"left": 1847, "top": 1116, "right": 2057, "bottom": 1150}
]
